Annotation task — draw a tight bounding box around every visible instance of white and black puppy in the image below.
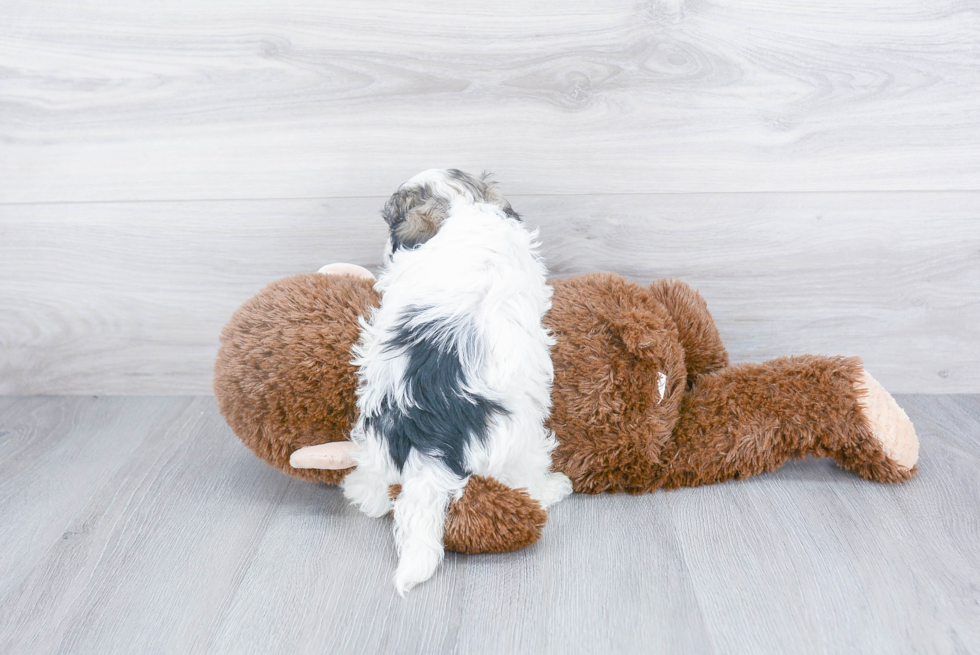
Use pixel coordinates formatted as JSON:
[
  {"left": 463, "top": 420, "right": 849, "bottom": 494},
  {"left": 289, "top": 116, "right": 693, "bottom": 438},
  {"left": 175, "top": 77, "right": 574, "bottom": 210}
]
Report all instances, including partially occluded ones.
[{"left": 342, "top": 169, "right": 572, "bottom": 595}]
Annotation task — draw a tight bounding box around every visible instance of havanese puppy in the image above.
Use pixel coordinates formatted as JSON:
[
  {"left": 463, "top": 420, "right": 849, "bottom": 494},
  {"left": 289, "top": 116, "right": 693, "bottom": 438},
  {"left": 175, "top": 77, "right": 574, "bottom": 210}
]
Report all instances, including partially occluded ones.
[{"left": 342, "top": 169, "right": 572, "bottom": 595}]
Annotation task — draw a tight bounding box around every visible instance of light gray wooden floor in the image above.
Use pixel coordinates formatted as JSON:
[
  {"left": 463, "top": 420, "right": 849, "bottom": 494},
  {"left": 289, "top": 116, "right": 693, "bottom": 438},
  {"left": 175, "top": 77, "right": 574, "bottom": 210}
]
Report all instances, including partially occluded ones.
[{"left": 1, "top": 395, "right": 977, "bottom": 654}]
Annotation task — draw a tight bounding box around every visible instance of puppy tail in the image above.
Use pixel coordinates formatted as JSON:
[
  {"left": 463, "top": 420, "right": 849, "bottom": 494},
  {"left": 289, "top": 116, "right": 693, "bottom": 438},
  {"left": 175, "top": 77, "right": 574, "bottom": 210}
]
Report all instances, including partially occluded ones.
[{"left": 391, "top": 456, "right": 462, "bottom": 596}]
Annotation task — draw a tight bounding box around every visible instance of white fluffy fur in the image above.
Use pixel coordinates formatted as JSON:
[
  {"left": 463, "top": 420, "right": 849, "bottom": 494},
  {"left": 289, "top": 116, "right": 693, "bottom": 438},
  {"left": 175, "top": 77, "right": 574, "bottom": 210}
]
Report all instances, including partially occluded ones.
[{"left": 342, "top": 170, "right": 572, "bottom": 595}]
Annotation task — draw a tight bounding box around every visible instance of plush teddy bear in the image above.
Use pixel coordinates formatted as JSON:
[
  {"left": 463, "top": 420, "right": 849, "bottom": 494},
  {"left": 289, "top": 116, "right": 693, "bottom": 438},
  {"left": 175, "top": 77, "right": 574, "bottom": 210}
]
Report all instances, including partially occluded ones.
[{"left": 214, "top": 265, "right": 918, "bottom": 554}]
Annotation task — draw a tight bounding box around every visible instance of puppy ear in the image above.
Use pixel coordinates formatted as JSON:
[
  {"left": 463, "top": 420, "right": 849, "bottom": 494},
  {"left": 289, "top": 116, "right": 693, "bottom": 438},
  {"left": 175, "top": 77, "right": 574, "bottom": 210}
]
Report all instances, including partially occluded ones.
[
  {"left": 382, "top": 186, "right": 449, "bottom": 252},
  {"left": 476, "top": 171, "right": 521, "bottom": 221},
  {"left": 401, "top": 197, "right": 449, "bottom": 246},
  {"left": 380, "top": 187, "right": 411, "bottom": 229},
  {"left": 482, "top": 179, "right": 522, "bottom": 221}
]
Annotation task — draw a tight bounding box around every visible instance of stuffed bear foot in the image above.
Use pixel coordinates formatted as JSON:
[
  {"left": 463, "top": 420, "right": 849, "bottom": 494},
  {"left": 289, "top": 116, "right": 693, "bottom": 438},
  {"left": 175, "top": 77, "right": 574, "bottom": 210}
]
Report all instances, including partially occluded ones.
[
  {"left": 854, "top": 369, "right": 919, "bottom": 472},
  {"left": 443, "top": 476, "right": 547, "bottom": 554},
  {"left": 317, "top": 263, "right": 376, "bottom": 281}
]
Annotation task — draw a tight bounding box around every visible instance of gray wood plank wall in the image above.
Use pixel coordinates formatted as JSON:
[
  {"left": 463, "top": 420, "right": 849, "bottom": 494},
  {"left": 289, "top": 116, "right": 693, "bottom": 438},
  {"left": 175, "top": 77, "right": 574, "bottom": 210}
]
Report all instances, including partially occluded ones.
[{"left": 2, "top": 0, "right": 978, "bottom": 394}]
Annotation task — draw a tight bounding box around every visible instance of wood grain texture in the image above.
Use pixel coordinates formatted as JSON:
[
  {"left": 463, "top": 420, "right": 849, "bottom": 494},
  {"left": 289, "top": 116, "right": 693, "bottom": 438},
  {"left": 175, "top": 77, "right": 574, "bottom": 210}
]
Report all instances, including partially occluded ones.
[
  {"left": 669, "top": 393, "right": 980, "bottom": 653},
  {"left": 1, "top": 0, "right": 979, "bottom": 202},
  {"left": 0, "top": 396, "right": 294, "bottom": 654},
  {"left": 0, "top": 198, "right": 388, "bottom": 395},
  {"left": 2, "top": 192, "right": 977, "bottom": 395},
  {"left": 0, "top": 397, "right": 163, "bottom": 600},
  {"left": 0, "top": 395, "right": 977, "bottom": 654}
]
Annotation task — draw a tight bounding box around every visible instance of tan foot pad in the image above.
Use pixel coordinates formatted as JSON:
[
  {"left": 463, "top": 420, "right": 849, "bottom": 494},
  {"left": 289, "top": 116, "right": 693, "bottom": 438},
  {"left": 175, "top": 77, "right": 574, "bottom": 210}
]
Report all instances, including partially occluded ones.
[
  {"left": 289, "top": 442, "right": 357, "bottom": 470},
  {"left": 856, "top": 370, "right": 919, "bottom": 470},
  {"left": 317, "top": 263, "right": 376, "bottom": 281}
]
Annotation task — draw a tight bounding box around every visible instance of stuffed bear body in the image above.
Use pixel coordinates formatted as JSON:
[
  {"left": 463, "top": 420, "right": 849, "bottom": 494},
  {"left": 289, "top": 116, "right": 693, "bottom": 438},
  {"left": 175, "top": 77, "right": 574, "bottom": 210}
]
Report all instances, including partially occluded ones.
[{"left": 215, "top": 271, "right": 918, "bottom": 553}]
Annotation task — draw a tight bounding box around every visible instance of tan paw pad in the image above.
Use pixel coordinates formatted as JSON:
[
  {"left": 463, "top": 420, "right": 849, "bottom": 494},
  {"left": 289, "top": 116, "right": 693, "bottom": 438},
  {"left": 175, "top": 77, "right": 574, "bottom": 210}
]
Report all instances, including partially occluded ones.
[{"left": 855, "top": 370, "right": 919, "bottom": 470}]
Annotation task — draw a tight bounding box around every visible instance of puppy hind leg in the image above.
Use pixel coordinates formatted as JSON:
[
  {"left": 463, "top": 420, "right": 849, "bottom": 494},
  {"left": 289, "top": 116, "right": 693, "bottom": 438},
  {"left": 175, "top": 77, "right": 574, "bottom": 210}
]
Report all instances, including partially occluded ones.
[
  {"left": 342, "top": 467, "right": 394, "bottom": 518},
  {"left": 342, "top": 436, "right": 397, "bottom": 518},
  {"left": 521, "top": 470, "right": 573, "bottom": 509},
  {"left": 495, "top": 426, "right": 572, "bottom": 510},
  {"left": 392, "top": 453, "right": 464, "bottom": 596}
]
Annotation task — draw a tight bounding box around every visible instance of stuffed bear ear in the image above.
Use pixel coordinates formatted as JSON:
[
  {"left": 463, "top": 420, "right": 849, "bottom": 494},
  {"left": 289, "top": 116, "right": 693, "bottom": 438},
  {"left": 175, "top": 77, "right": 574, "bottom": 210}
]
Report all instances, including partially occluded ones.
[
  {"left": 317, "top": 263, "right": 376, "bottom": 280},
  {"left": 289, "top": 442, "right": 356, "bottom": 470}
]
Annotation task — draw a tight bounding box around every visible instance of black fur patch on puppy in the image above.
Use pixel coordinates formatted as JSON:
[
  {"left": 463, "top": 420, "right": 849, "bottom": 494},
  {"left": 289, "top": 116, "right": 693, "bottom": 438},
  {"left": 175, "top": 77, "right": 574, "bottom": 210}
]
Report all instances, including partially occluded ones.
[{"left": 365, "top": 310, "right": 507, "bottom": 477}]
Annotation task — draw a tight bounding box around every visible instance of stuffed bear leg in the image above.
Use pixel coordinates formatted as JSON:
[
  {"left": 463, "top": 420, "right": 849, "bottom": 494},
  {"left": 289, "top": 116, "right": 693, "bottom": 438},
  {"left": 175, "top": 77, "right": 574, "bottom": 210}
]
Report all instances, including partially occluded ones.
[{"left": 659, "top": 355, "right": 918, "bottom": 489}]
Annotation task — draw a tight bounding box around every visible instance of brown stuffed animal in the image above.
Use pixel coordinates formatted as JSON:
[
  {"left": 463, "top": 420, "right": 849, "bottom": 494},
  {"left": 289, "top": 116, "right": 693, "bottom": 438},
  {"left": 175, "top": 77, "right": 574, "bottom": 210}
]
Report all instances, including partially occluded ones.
[{"left": 214, "top": 265, "right": 918, "bottom": 554}]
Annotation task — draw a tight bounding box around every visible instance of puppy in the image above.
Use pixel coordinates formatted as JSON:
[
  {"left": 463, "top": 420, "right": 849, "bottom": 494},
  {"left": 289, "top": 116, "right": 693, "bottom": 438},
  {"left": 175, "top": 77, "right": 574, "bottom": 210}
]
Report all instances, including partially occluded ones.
[{"left": 342, "top": 169, "right": 572, "bottom": 595}]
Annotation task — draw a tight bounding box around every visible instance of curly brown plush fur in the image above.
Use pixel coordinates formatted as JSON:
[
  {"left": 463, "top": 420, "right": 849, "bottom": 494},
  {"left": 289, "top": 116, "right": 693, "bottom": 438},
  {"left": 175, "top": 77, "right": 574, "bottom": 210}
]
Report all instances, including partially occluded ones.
[{"left": 215, "top": 271, "right": 916, "bottom": 552}]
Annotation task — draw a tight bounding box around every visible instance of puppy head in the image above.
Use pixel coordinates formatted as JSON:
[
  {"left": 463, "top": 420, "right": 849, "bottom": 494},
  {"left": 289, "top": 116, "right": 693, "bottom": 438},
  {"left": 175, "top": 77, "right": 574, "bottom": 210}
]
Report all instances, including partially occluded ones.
[{"left": 381, "top": 169, "right": 520, "bottom": 255}]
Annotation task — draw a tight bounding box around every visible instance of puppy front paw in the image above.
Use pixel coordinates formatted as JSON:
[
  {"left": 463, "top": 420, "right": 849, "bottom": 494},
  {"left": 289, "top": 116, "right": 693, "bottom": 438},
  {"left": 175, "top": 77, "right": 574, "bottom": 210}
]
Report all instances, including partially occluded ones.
[{"left": 529, "top": 472, "right": 573, "bottom": 509}]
